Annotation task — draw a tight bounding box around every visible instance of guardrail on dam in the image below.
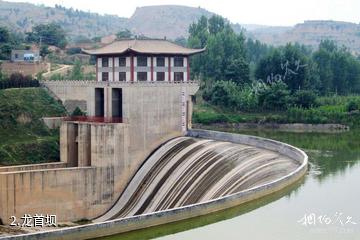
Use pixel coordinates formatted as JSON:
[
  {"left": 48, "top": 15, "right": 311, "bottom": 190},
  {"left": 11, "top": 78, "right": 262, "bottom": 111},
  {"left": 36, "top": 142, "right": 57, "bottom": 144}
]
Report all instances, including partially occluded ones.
[{"left": 4, "top": 129, "right": 308, "bottom": 240}]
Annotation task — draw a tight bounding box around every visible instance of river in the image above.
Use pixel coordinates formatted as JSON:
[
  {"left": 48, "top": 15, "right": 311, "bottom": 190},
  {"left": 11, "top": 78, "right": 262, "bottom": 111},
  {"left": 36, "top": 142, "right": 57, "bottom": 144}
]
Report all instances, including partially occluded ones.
[{"left": 105, "top": 128, "right": 360, "bottom": 240}]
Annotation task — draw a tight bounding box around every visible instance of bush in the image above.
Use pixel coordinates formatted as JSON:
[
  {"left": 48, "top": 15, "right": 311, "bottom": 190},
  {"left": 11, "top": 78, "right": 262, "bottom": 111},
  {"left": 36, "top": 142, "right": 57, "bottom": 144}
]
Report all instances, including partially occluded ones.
[
  {"left": 66, "top": 47, "right": 82, "bottom": 55},
  {"left": 0, "top": 73, "right": 39, "bottom": 89},
  {"left": 346, "top": 100, "right": 360, "bottom": 112},
  {"left": 292, "top": 90, "right": 318, "bottom": 108},
  {"left": 258, "top": 80, "right": 291, "bottom": 110},
  {"left": 71, "top": 107, "right": 86, "bottom": 116},
  {"left": 192, "top": 111, "right": 227, "bottom": 124},
  {"left": 204, "top": 80, "right": 240, "bottom": 110}
]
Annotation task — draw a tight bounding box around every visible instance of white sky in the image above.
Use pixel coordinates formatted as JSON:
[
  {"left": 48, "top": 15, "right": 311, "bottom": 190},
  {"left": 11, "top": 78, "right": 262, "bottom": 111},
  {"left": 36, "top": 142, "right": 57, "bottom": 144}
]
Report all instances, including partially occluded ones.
[{"left": 7, "top": 0, "right": 360, "bottom": 26}]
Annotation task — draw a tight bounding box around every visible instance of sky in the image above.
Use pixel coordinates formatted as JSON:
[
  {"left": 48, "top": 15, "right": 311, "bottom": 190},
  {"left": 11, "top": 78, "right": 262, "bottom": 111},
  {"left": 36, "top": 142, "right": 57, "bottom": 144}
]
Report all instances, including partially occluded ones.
[{"left": 6, "top": 0, "right": 360, "bottom": 26}]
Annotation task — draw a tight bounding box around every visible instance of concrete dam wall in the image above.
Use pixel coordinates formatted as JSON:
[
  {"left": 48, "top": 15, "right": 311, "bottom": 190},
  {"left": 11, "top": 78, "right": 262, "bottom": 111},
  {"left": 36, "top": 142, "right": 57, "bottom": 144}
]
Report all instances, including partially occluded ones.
[{"left": 6, "top": 129, "right": 307, "bottom": 240}]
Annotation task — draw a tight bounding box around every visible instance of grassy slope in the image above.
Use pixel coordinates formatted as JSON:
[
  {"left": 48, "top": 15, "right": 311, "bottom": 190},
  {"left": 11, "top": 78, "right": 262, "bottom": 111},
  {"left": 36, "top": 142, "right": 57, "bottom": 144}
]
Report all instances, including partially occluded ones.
[{"left": 0, "top": 88, "right": 66, "bottom": 165}]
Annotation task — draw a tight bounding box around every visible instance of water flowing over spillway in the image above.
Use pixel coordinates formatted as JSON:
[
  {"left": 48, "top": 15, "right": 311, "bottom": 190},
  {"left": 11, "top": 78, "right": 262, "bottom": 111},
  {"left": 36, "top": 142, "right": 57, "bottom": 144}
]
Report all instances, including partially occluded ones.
[{"left": 96, "top": 137, "right": 300, "bottom": 222}]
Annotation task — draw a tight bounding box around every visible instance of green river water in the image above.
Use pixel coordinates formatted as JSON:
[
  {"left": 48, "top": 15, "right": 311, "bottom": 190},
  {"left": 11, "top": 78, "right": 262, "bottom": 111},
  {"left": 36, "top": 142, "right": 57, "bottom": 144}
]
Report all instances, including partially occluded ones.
[{"left": 104, "top": 129, "right": 360, "bottom": 240}]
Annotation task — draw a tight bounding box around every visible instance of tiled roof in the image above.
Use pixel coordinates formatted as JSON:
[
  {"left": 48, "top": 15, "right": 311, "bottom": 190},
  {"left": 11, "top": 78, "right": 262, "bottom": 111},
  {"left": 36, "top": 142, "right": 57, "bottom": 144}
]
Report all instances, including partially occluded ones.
[{"left": 82, "top": 39, "right": 205, "bottom": 55}]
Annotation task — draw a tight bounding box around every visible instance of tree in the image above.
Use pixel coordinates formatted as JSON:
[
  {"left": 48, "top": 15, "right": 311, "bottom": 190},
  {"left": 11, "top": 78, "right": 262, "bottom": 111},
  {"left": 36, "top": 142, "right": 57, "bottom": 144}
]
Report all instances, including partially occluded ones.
[
  {"left": 258, "top": 80, "right": 291, "bottom": 110},
  {"left": 224, "top": 58, "right": 250, "bottom": 85},
  {"left": 246, "top": 38, "right": 271, "bottom": 64},
  {"left": 313, "top": 40, "right": 360, "bottom": 95},
  {"left": 40, "top": 44, "right": 50, "bottom": 57},
  {"left": 71, "top": 107, "right": 86, "bottom": 116},
  {"left": 116, "top": 29, "right": 132, "bottom": 39},
  {"left": 26, "top": 23, "right": 67, "bottom": 49},
  {"left": 0, "top": 44, "right": 12, "bottom": 60},
  {"left": 188, "top": 15, "right": 249, "bottom": 85},
  {"left": 70, "top": 60, "right": 83, "bottom": 80},
  {"left": 292, "top": 90, "right": 318, "bottom": 108},
  {"left": 255, "top": 44, "right": 311, "bottom": 92},
  {"left": 204, "top": 80, "right": 240, "bottom": 109},
  {"left": 0, "top": 27, "right": 10, "bottom": 43}
]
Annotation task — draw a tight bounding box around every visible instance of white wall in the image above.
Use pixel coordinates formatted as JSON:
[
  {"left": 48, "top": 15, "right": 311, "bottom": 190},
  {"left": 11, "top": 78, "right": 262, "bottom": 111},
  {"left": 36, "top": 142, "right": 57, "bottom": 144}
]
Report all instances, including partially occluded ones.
[{"left": 97, "top": 56, "right": 189, "bottom": 82}]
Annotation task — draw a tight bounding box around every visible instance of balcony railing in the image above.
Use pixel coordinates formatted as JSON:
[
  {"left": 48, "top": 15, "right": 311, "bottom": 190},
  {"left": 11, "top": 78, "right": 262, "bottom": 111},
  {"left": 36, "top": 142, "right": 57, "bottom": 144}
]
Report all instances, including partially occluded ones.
[{"left": 63, "top": 116, "right": 123, "bottom": 123}]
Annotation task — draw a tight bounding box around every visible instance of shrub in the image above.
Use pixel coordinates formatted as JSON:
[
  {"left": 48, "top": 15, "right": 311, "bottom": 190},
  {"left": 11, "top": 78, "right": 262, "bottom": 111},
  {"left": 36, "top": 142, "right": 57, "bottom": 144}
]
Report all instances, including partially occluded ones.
[
  {"left": 292, "top": 90, "right": 318, "bottom": 108},
  {"left": 192, "top": 111, "right": 227, "bottom": 124},
  {"left": 258, "top": 80, "right": 291, "bottom": 110},
  {"left": 71, "top": 107, "right": 86, "bottom": 116},
  {"left": 205, "top": 80, "right": 240, "bottom": 110},
  {"left": 346, "top": 100, "right": 360, "bottom": 112}
]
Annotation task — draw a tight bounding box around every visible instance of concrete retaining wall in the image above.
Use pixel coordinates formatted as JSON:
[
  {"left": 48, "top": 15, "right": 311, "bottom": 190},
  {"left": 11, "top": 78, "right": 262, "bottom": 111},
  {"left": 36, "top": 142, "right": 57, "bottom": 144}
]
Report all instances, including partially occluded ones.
[
  {"left": 0, "top": 163, "right": 67, "bottom": 173},
  {"left": 42, "top": 117, "right": 65, "bottom": 129},
  {"left": 4, "top": 130, "right": 307, "bottom": 240}
]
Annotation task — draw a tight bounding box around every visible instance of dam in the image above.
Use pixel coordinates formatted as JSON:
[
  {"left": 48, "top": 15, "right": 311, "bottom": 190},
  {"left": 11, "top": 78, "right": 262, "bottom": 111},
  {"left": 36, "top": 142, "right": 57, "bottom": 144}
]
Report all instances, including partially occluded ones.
[
  {"left": 96, "top": 136, "right": 301, "bottom": 222},
  {"left": 0, "top": 39, "right": 307, "bottom": 239}
]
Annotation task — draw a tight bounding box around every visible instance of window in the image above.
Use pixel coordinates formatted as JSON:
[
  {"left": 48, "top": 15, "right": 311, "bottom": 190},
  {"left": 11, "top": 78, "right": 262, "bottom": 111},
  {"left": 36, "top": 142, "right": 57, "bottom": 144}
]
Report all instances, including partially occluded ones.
[
  {"left": 174, "top": 57, "right": 184, "bottom": 67},
  {"left": 102, "top": 72, "right": 109, "bottom": 81},
  {"left": 102, "top": 57, "right": 109, "bottom": 67},
  {"left": 137, "top": 72, "right": 147, "bottom": 81},
  {"left": 119, "top": 57, "right": 126, "bottom": 67},
  {"left": 137, "top": 56, "right": 147, "bottom": 67},
  {"left": 119, "top": 72, "right": 126, "bottom": 81},
  {"left": 156, "top": 57, "right": 165, "bottom": 67},
  {"left": 156, "top": 72, "right": 165, "bottom": 81},
  {"left": 15, "top": 54, "right": 18, "bottom": 59},
  {"left": 174, "top": 72, "right": 184, "bottom": 82}
]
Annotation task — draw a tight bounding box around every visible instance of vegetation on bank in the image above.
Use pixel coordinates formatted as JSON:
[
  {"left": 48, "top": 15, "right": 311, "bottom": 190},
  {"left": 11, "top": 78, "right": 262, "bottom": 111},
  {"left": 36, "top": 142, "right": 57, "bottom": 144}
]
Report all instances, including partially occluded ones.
[
  {"left": 193, "top": 94, "right": 360, "bottom": 127},
  {"left": 0, "top": 88, "right": 66, "bottom": 165},
  {"left": 0, "top": 72, "right": 40, "bottom": 90},
  {"left": 188, "top": 16, "right": 360, "bottom": 127}
]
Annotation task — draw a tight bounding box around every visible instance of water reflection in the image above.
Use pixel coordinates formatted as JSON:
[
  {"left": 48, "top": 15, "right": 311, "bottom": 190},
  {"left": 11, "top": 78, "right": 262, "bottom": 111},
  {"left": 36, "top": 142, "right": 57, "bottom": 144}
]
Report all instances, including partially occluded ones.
[{"left": 221, "top": 129, "right": 360, "bottom": 182}]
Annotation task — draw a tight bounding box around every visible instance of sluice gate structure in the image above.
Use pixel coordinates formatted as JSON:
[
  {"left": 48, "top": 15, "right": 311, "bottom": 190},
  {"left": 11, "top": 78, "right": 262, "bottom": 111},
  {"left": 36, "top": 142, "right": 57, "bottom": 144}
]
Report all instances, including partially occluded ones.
[{"left": 0, "top": 39, "right": 307, "bottom": 240}]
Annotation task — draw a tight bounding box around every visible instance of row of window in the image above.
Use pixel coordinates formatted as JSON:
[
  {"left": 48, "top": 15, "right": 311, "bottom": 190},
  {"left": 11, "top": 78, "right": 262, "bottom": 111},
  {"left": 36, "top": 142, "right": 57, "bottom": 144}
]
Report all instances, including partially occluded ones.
[
  {"left": 101, "top": 72, "right": 184, "bottom": 81},
  {"left": 101, "top": 57, "right": 185, "bottom": 68}
]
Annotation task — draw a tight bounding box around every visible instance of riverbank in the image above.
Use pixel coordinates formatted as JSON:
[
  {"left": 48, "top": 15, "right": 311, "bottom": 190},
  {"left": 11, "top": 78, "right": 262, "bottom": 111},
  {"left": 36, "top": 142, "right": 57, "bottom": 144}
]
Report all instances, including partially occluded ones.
[
  {"left": 193, "top": 123, "right": 350, "bottom": 133},
  {"left": 192, "top": 97, "right": 360, "bottom": 129}
]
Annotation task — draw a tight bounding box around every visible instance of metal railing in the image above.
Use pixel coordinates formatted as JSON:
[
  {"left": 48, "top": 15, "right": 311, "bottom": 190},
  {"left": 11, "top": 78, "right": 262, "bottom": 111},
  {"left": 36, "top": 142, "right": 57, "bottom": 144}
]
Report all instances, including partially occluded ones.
[
  {"left": 40, "top": 80, "right": 200, "bottom": 86},
  {"left": 63, "top": 116, "right": 123, "bottom": 123}
]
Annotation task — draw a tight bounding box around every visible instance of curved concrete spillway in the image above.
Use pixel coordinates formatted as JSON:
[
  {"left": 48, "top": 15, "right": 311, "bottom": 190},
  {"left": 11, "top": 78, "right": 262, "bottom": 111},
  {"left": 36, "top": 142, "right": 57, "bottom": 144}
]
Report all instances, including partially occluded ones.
[
  {"left": 95, "top": 136, "right": 301, "bottom": 222},
  {"left": 7, "top": 130, "right": 307, "bottom": 240}
]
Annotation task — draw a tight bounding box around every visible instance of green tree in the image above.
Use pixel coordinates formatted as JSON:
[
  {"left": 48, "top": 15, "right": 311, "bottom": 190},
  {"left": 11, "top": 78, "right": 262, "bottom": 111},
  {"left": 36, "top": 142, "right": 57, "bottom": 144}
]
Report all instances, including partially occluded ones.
[
  {"left": 26, "top": 23, "right": 67, "bottom": 49},
  {"left": 258, "top": 80, "right": 291, "bottom": 110},
  {"left": 0, "top": 27, "right": 10, "bottom": 43},
  {"left": 255, "top": 44, "right": 311, "bottom": 91},
  {"left": 204, "top": 80, "right": 240, "bottom": 109},
  {"left": 116, "top": 29, "right": 132, "bottom": 39},
  {"left": 70, "top": 60, "right": 83, "bottom": 80},
  {"left": 292, "top": 90, "right": 318, "bottom": 108},
  {"left": 188, "top": 15, "right": 249, "bottom": 85},
  {"left": 313, "top": 40, "right": 360, "bottom": 94}
]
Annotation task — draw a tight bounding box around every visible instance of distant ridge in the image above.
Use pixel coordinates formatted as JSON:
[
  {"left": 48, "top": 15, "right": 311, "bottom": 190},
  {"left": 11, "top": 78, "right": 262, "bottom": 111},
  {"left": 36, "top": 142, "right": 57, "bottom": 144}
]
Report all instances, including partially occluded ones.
[{"left": 1, "top": 1, "right": 360, "bottom": 53}]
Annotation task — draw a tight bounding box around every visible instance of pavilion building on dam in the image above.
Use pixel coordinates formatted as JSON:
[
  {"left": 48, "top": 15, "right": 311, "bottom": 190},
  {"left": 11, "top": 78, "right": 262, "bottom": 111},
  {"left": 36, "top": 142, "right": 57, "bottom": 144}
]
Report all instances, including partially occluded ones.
[{"left": 0, "top": 39, "right": 307, "bottom": 239}]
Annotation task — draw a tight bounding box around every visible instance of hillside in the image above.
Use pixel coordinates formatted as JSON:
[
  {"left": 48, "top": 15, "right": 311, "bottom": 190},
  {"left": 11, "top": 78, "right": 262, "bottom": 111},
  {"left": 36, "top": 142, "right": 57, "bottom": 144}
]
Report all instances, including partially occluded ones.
[
  {"left": 127, "top": 5, "right": 213, "bottom": 39},
  {"left": 251, "top": 21, "right": 360, "bottom": 54},
  {"left": 0, "top": 88, "right": 66, "bottom": 165},
  {"left": 1, "top": 1, "right": 360, "bottom": 53},
  {"left": 0, "top": 0, "right": 127, "bottom": 40}
]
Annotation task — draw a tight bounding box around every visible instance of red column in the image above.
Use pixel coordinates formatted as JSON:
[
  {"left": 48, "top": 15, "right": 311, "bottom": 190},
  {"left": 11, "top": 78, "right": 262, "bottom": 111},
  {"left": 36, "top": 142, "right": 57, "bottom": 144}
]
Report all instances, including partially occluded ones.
[
  {"left": 187, "top": 56, "right": 190, "bottom": 82},
  {"left": 130, "top": 55, "right": 134, "bottom": 82},
  {"left": 151, "top": 56, "right": 154, "bottom": 81},
  {"left": 168, "top": 56, "right": 171, "bottom": 82},
  {"left": 96, "top": 56, "right": 98, "bottom": 81},
  {"left": 112, "top": 56, "right": 115, "bottom": 82}
]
